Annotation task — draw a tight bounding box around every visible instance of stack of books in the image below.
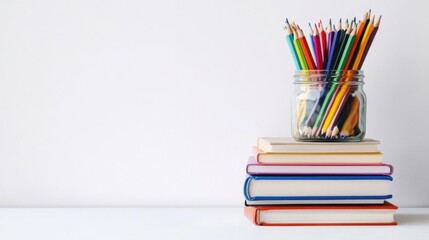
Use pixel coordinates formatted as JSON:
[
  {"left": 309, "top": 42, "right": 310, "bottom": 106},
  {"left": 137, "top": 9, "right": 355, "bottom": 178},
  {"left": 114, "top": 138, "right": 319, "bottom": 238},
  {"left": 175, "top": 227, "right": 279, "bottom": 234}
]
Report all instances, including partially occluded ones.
[{"left": 243, "top": 137, "right": 398, "bottom": 226}]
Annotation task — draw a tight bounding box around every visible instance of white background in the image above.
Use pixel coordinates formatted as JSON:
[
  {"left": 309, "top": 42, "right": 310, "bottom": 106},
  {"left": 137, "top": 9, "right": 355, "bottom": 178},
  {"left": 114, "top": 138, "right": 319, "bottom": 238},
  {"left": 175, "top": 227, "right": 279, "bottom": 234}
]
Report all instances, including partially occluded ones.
[{"left": 0, "top": 0, "right": 427, "bottom": 207}]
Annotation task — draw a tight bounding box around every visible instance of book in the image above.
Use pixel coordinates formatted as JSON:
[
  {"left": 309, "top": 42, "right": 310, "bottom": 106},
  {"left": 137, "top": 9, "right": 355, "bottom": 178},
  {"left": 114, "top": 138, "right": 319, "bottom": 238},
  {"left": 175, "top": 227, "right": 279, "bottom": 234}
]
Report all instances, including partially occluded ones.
[
  {"left": 244, "top": 201, "right": 398, "bottom": 226},
  {"left": 245, "top": 199, "right": 386, "bottom": 205},
  {"left": 257, "top": 137, "right": 380, "bottom": 153},
  {"left": 253, "top": 147, "right": 383, "bottom": 164},
  {"left": 243, "top": 175, "right": 392, "bottom": 201},
  {"left": 246, "top": 156, "right": 393, "bottom": 175}
]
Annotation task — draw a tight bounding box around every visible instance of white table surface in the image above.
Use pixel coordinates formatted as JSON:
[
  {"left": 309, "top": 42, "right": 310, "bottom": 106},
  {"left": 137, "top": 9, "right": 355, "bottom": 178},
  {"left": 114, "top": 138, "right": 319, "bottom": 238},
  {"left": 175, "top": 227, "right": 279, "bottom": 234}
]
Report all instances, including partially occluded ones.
[{"left": 0, "top": 207, "right": 428, "bottom": 240}]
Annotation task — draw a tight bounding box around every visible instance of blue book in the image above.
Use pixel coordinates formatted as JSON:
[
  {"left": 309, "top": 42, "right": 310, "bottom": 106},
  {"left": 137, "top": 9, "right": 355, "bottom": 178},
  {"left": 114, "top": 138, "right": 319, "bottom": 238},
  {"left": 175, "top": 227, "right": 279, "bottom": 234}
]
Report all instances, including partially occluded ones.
[{"left": 243, "top": 175, "right": 392, "bottom": 203}]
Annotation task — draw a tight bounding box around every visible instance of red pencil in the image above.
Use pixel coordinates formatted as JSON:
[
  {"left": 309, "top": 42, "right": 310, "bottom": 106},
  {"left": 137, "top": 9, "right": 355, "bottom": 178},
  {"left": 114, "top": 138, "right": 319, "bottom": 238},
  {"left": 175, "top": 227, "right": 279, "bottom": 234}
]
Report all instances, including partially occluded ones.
[
  {"left": 297, "top": 26, "right": 317, "bottom": 70},
  {"left": 318, "top": 21, "right": 327, "bottom": 69}
]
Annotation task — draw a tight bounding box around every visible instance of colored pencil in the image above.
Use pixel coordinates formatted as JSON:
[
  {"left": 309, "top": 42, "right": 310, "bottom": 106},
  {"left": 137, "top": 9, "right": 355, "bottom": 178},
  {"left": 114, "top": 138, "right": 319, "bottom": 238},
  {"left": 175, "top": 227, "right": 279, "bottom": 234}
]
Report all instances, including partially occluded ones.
[
  {"left": 293, "top": 30, "right": 309, "bottom": 70},
  {"left": 358, "top": 15, "right": 381, "bottom": 69},
  {"left": 344, "top": 14, "right": 368, "bottom": 69},
  {"left": 325, "top": 24, "right": 340, "bottom": 70},
  {"left": 318, "top": 21, "right": 327, "bottom": 69},
  {"left": 284, "top": 19, "right": 301, "bottom": 70},
  {"left": 321, "top": 28, "right": 357, "bottom": 136},
  {"left": 351, "top": 15, "right": 374, "bottom": 70},
  {"left": 333, "top": 20, "right": 351, "bottom": 70},
  {"left": 313, "top": 24, "right": 323, "bottom": 70},
  {"left": 297, "top": 26, "right": 317, "bottom": 70},
  {"left": 326, "top": 19, "right": 333, "bottom": 57},
  {"left": 331, "top": 95, "right": 354, "bottom": 138},
  {"left": 339, "top": 97, "right": 360, "bottom": 138}
]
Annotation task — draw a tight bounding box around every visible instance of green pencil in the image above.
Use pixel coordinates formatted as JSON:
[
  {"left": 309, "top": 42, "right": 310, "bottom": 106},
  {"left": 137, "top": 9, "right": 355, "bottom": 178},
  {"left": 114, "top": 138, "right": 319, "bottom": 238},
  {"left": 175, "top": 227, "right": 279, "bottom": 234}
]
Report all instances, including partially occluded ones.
[
  {"left": 336, "top": 26, "right": 356, "bottom": 70},
  {"left": 293, "top": 33, "right": 309, "bottom": 70}
]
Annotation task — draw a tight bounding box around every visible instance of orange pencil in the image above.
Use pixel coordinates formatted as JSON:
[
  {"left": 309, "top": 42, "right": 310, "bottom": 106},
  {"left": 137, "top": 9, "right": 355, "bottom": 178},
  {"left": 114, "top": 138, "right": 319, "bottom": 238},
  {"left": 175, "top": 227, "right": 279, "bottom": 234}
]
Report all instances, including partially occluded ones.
[
  {"left": 344, "top": 12, "right": 369, "bottom": 70},
  {"left": 351, "top": 14, "right": 375, "bottom": 70}
]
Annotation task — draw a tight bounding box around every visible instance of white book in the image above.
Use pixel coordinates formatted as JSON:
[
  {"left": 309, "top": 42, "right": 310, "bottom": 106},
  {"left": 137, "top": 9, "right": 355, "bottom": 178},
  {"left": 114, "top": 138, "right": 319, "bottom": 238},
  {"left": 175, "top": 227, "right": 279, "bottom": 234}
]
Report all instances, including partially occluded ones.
[{"left": 257, "top": 137, "right": 380, "bottom": 153}]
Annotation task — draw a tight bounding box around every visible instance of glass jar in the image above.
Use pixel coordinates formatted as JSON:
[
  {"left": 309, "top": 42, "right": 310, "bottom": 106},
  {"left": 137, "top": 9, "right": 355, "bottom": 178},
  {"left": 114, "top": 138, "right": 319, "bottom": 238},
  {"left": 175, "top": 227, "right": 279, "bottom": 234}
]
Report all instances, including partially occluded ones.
[{"left": 292, "top": 70, "right": 366, "bottom": 141}]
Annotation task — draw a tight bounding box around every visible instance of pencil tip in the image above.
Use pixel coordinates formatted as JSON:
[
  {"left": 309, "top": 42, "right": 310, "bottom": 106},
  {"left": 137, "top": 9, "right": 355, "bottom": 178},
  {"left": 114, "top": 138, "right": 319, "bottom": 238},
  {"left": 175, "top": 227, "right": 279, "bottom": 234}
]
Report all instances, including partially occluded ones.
[
  {"left": 339, "top": 18, "right": 342, "bottom": 23},
  {"left": 285, "top": 18, "right": 289, "bottom": 24}
]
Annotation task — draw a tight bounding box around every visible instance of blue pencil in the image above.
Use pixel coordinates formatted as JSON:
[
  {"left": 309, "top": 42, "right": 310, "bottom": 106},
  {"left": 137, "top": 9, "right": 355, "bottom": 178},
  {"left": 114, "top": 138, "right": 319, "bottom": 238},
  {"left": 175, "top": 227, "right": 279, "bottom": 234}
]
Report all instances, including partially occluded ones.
[
  {"left": 285, "top": 19, "right": 301, "bottom": 69},
  {"left": 326, "top": 24, "right": 340, "bottom": 71},
  {"left": 308, "top": 23, "right": 316, "bottom": 62}
]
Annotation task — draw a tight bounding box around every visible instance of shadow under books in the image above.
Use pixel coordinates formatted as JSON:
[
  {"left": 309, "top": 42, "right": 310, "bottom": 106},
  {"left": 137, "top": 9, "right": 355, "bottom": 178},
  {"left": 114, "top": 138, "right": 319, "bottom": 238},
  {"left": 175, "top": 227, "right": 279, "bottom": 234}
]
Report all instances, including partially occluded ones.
[{"left": 395, "top": 213, "right": 429, "bottom": 225}]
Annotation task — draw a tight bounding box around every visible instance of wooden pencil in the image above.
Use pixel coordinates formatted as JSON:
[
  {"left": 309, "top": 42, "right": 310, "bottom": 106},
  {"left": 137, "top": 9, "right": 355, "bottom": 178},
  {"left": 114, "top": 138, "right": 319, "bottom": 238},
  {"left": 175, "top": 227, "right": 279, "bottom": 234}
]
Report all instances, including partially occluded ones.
[
  {"left": 297, "top": 26, "right": 317, "bottom": 70},
  {"left": 331, "top": 19, "right": 345, "bottom": 69},
  {"left": 327, "top": 19, "right": 333, "bottom": 57},
  {"left": 293, "top": 29, "right": 309, "bottom": 70},
  {"left": 339, "top": 96, "right": 360, "bottom": 138},
  {"left": 331, "top": 95, "right": 354, "bottom": 138},
  {"left": 344, "top": 14, "right": 368, "bottom": 69},
  {"left": 358, "top": 15, "right": 381, "bottom": 69},
  {"left": 318, "top": 21, "right": 327, "bottom": 69},
  {"left": 325, "top": 23, "right": 340, "bottom": 70},
  {"left": 321, "top": 27, "right": 357, "bottom": 135},
  {"left": 348, "top": 12, "right": 370, "bottom": 68},
  {"left": 284, "top": 20, "right": 301, "bottom": 70},
  {"left": 313, "top": 24, "right": 323, "bottom": 70},
  {"left": 308, "top": 23, "right": 315, "bottom": 60},
  {"left": 351, "top": 14, "right": 374, "bottom": 70},
  {"left": 333, "top": 21, "right": 352, "bottom": 70}
]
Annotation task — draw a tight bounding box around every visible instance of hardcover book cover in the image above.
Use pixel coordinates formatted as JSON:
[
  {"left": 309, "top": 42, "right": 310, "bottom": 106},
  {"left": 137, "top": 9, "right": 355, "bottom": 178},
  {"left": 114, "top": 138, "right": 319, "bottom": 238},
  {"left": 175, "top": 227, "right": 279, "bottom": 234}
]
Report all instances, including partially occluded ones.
[
  {"left": 243, "top": 175, "right": 393, "bottom": 201},
  {"left": 244, "top": 201, "right": 398, "bottom": 226},
  {"left": 246, "top": 156, "right": 393, "bottom": 175}
]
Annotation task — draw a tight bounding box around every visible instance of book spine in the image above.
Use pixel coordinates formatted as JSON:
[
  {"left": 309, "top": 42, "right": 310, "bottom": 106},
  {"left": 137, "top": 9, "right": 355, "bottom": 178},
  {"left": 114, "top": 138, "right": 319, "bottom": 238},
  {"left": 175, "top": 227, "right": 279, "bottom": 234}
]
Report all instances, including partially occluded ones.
[
  {"left": 251, "top": 147, "right": 263, "bottom": 163},
  {"left": 243, "top": 206, "right": 259, "bottom": 225},
  {"left": 387, "top": 164, "right": 394, "bottom": 175},
  {"left": 243, "top": 176, "right": 255, "bottom": 201}
]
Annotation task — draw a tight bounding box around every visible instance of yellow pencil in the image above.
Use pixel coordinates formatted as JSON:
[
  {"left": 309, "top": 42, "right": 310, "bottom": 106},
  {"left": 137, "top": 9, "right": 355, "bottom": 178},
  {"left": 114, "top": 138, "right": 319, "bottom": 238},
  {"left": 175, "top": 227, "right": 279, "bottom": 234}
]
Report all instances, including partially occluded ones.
[{"left": 339, "top": 97, "right": 360, "bottom": 138}]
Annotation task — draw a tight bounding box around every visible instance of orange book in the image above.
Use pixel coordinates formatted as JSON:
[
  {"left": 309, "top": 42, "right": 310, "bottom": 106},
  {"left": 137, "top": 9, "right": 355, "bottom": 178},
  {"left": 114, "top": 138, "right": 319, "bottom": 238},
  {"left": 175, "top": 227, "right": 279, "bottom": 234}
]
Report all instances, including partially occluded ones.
[{"left": 244, "top": 201, "right": 398, "bottom": 226}]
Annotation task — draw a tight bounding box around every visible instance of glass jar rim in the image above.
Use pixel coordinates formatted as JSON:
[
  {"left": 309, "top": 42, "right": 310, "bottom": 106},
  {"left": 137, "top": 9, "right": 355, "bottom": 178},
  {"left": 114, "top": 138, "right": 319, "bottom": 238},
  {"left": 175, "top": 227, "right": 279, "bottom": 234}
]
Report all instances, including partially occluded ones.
[
  {"left": 294, "top": 70, "right": 364, "bottom": 77},
  {"left": 293, "top": 70, "right": 364, "bottom": 85}
]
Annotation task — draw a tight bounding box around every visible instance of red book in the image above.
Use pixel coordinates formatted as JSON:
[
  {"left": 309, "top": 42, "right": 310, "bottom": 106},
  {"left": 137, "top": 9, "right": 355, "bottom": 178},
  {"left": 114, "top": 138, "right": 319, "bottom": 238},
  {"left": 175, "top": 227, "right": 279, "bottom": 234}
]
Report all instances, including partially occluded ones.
[{"left": 244, "top": 201, "right": 398, "bottom": 226}]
